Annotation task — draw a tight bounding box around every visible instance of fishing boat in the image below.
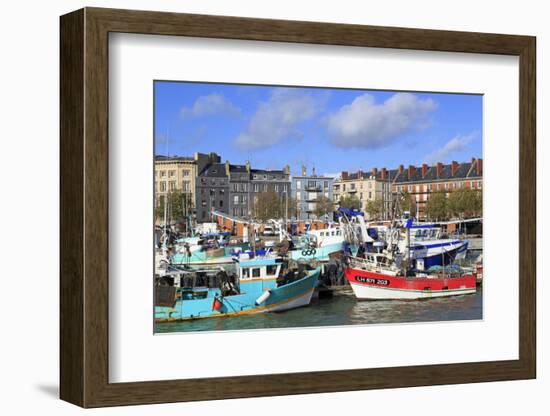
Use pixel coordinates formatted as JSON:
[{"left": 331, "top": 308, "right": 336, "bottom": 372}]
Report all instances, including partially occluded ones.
[
  {"left": 289, "top": 226, "right": 346, "bottom": 262},
  {"left": 268, "top": 220, "right": 347, "bottom": 262},
  {"left": 170, "top": 233, "right": 252, "bottom": 267},
  {"left": 397, "top": 221, "right": 469, "bottom": 269},
  {"left": 344, "top": 254, "right": 476, "bottom": 300},
  {"left": 155, "top": 256, "right": 320, "bottom": 321}
]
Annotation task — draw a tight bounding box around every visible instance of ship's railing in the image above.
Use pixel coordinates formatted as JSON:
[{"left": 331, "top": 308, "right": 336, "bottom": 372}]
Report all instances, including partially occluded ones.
[{"left": 346, "top": 254, "right": 399, "bottom": 274}]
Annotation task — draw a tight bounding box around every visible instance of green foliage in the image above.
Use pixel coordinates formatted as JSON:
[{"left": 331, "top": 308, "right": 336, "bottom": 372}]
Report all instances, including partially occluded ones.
[
  {"left": 252, "top": 191, "right": 296, "bottom": 221},
  {"left": 398, "top": 191, "right": 417, "bottom": 216},
  {"left": 338, "top": 194, "right": 362, "bottom": 210},
  {"left": 155, "top": 190, "right": 194, "bottom": 222},
  {"left": 365, "top": 199, "right": 384, "bottom": 220},
  {"left": 425, "top": 191, "right": 448, "bottom": 221},
  {"left": 313, "top": 195, "right": 335, "bottom": 219},
  {"left": 447, "top": 188, "right": 482, "bottom": 218}
]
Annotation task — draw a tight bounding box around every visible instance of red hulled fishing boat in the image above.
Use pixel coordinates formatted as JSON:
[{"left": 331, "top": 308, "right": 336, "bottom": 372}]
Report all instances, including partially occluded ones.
[{"left": 344, "top": 254, "right": 477, "bottom": 300}]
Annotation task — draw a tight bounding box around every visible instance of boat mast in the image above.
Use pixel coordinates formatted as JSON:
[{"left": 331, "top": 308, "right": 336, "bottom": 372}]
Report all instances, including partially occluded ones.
[
  {"left": 162, "top": 128, "right": 170, "bottom": 257},
  {"left": 406, "top": 224, "right": 411, "bottom": 276}
]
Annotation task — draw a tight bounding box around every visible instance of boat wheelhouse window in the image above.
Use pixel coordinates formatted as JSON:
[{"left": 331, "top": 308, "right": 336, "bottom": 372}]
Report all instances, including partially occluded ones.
[
  {"left": 252, "top": 268, "right": 261, "bottom": 278},
  {"left": 241, "top": 268, "right": 250, "bottom": 279},
  {"left": 266, "top": 265, "right": 278, "bottom": 276}
]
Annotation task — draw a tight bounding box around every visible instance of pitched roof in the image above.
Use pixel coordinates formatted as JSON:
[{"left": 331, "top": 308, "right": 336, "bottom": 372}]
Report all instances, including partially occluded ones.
[
  {"left": 389, "top": 161, "right": 482, "bottom": 184},
  {"left": 339, "top": 159, "right": 483, "bottom": 184},
  {"left": 199, "top": 163, "right": 228, "bottom": 178},
  {"left": 229, "top": 165, "right": 249, "bottom": 173},
  {"left": 251, "top": 168, "right": 286, "bottom": 175},
  {"left": 155, "top": 155, "right": 194, "bottom": 162}
]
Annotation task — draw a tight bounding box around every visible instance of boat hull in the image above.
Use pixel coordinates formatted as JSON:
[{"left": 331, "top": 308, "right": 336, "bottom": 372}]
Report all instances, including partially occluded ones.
[
  {"left": 345, "top": 267, "right": 476, "bottom": 300},
  {"left": 155, "top": 267, "right": 320, "bottom": 322},
  {"left": 289, "top": 241, "right": 344, "bottom": 262},
  {"left": 170, "top": 252, "right": 235, "bottom": 267},
  {"left": 408, "top": 239, "right": 469, "bottom": 269}
]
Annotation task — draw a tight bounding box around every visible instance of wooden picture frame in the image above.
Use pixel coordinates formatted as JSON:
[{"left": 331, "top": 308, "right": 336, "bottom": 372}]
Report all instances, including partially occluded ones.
[{"left": 60, "top": 7, "right": 536, "bottom": 408}]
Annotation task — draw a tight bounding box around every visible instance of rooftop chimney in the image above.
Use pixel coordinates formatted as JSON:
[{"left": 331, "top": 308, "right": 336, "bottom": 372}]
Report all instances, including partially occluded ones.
[
  {"left": 341, "top": 171, "right": 349, "bottom": 180},
  {"left": 381, "top": 167, "right": 387, "bottom": 180},
  {"left": 371, "top": 167, "right": 378, "bottom": 177},
  {"left": 476, "top": 158, "right": 483, "bottom": 176},
  {"left": 436, "top": 162, "right": 443, "bottom": 178},
  {"left": 225, "top": 160, "right": 230, "bottom": 176},
  {"left": 210, "top": 152, "right": 221, "bottom": 163},
  {"left": 246, "top": 160, "right": 251, "bottom": 173},
  {"left": 358, "top": 169, "right": 364, "bottom": 179},
  {"left": 398, "top": 164, "right": 404, "bottom": 174},
  {"left": 301, "top": 164, "right": 307, "bottom": 176},
  {"left": 284, "top": 164, "right": 290, "bottom": 176},
  {"left": 408, "top": 165, "right": 415, "bottom": 180},
  {"left": 422, "top": 163, "right": 428, "bottom": 178},
  {"left": 451, "top": 161, "right": 459, "bottom": 176}
]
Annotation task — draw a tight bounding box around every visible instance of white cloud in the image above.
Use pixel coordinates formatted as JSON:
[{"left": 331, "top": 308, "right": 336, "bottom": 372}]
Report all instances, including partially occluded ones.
[
  {"left": 181, "top": 93, "right": 240, "bottom": 118},
  {"left": 235, "top": 88, "right": 318, "bottom": 150},
  {"left": 326, "top": 92, "right": 437, "bottom": 148},
  {"left": 424, "top": 131, "right": 479, "bottom": 164}
]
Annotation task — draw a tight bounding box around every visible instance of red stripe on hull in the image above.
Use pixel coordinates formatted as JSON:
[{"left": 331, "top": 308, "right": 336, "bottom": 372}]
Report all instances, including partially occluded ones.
[{"left": 345, "top": 268, "right": 476, "bottom": 292}]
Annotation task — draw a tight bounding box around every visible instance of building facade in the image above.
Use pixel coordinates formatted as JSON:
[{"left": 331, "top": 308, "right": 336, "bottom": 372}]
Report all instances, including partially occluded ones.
[
  {"left": 390, "top": 158, "right": 483, "bottom": 218},
  {"left": 195, "top": 158, "right": 228, "bottom": 222},
  {"left": 234, "top": 165, "right": 291, "bottom": 220},
  {"left": 333, "top": 158, "right": 483, "bottom": 220},
  {"left": 332, "top": 167, "right": 392, "bottom": 219},
  {"left": 154, "top": 155, "right": 196, "bottom": 208},
  {"left": 291, "top": 166, "right": 334, "bottom": 220},
  {"left": 196, "top": 157, "right": 291, "bottom": 222}
]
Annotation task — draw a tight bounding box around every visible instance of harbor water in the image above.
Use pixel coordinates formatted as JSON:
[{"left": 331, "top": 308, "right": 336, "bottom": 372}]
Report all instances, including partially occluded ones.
[{"left": 154, "top": 285, "right": 482, "bottom": 334}]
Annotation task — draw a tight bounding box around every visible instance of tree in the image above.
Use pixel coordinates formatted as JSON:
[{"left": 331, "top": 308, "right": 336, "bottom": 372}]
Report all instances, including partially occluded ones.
[
  {"left": 338, "top": 194, "right": 362, "bottom": 210},
  {"left": 251, "top": 191, "right": 297, "bottom": 221},
  {"left": 252, "top": 191, "right": 280, "bottom": 221},
  {"left": 425, "top": 191, "right": 448, "bottom": 221},
  {"left": 448, "top": 188, "right": 482, "bottom": 219},
  {"left": 313, "top": 195, "right": 335, "bottom": 219},
  {"left": 398, "top": 191, "right": 417, "bottom": 216},
  {"left": 155, "top": 190, "right": 194, "bottom": 223},
  {"left": 364, "top": 199, "right": 384, "bottom": 220}
]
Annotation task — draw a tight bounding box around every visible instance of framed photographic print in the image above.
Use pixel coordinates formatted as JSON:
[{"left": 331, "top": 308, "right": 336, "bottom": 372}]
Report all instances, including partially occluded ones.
[{"left": 60, "top": 7, "right": 536, "bottom": 408}]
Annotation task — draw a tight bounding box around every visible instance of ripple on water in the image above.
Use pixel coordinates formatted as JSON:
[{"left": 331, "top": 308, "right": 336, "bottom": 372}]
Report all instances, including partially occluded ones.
[{"left": 155, "top": 286, "right": 482, "bottom": 333}]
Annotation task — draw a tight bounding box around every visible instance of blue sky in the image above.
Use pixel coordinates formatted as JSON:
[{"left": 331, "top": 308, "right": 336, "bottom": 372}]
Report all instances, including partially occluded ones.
[{"left": 154, "top": 81, "right": 482, "bottom": 177}]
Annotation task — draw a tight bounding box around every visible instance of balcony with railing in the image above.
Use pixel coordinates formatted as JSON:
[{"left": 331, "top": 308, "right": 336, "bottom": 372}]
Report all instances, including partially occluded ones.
[{"left": 305, "top": 184, "right": 322, "bottom": 192}]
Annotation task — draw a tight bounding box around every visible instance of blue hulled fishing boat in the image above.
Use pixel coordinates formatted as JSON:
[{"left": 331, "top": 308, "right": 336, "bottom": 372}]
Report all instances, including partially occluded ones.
[{"left": 155, "top": 256, "right": 320, "bottom": 322}]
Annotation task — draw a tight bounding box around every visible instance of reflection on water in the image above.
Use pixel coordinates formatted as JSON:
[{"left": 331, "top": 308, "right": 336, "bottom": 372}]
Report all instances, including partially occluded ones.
[{"left": 155, "top": 286, "right": 482, "bottom": 334}]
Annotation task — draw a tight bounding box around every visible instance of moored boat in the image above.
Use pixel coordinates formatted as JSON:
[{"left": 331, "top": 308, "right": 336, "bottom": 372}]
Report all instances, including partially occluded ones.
[
  {"left": 170, "top": 234, "right": 252, "bottom": 267},
  {"left": 155, "top": 256, "right": 320, "bottom": 322},
  {"left": 344, "top": 256, "right": 476, "bottom": 300},
  {"left": 399, "top": 222, "right": 469, "bottom": 269}
]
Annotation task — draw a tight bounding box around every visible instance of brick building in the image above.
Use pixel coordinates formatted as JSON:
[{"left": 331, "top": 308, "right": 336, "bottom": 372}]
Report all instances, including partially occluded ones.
[
  {"left": 333, "top": 158, "right": 483, "bottom": 219},
  {"left": 390, "top": 158, "right": 483, "bottom": 218}
]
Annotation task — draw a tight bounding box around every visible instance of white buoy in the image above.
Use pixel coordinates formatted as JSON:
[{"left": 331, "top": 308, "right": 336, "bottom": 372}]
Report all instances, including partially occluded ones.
[{"left": 255, "top": 290, "right": 271, "bottom": 305}]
